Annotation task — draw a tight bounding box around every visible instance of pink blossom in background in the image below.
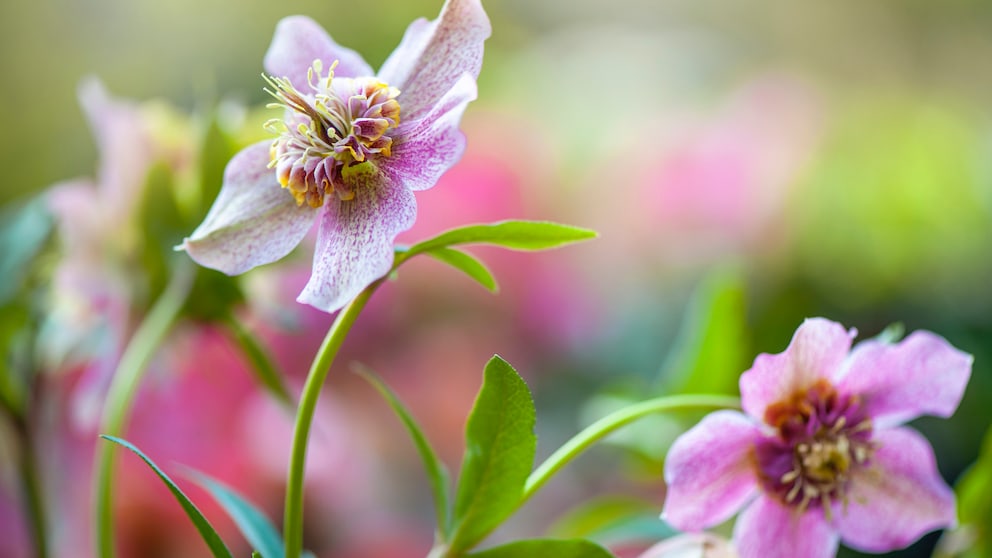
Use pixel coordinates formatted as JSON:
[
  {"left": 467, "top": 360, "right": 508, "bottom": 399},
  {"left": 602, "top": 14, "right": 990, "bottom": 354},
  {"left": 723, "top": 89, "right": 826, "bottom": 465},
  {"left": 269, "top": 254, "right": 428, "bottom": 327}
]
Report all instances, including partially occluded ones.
[
  {"left": 662, "top": 318, "right": 972, "bottom": 558},
  {"left": 184, "top": 0, "right": 491, "bottom": 314}
]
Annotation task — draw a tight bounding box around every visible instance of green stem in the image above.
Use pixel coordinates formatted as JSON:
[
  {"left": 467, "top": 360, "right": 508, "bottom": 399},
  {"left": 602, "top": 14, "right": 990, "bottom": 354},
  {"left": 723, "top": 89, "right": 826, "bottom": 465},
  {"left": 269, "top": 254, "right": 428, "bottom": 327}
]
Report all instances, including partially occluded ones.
[
  {"left": 521, "top": 394, "right": 741, "bottom": 504},
  {"left": 18, "top": 419, "right": 48, "bottom": 558},
  {"left": 283, "top": 280, "right": 382, "bottom": 558},
  {"left": 222, "top": 314, "right": 293, "bottom": 407},
  {"left": 94, "top": 263, "right": 194, "bottom": 558}
]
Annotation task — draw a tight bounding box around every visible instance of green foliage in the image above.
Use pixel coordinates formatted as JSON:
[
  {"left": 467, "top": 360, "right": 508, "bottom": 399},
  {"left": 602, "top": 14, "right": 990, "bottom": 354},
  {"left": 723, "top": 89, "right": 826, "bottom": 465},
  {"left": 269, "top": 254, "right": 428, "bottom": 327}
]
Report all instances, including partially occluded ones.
[
  {"left": 0, "top": 303, "right": 30, "bottom": 417},
  {"left": 0, "top": 196, "right": 52, "bottom": 304},
  {"left": 355, "top": 364, "right": 453, "bottom": 537},
  {"left": 548, "top": 496, "right": 666, "bottom": 543},
  {"left": 422, "top": 247, "right": 499, "bottom": 292},
  {"left": 100, "top": 436, "right": 234, "bottom": 558},
  {"left": 399, "top": 220, "right": 597, "bottom": 262},
  {"left": 449, "top": 356, "right": 537, "bottom": 554},
  {"left": 658, "top": 269, "right": 748, "bottom": 396},
  {"left": 466, "top": 538, "right": 614, "bottom": 558},
  {"left": 187, "top": 470, "right": 284, "bottom": 558},
  {"left": 937, "top": 424, "right": 992, "bottom": 557}
]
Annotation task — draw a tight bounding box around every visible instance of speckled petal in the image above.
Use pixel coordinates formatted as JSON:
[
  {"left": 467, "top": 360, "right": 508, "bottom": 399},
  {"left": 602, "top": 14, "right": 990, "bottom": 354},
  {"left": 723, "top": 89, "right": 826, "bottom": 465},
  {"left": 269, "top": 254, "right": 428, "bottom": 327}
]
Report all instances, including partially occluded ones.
[
  {"left": 182, "top": 141, "right": 317, "bottom": 274},
  {"left": 264, "top": 16, "right": 373, "bottom": 84},
  {"left": 835, "top": 331, "right": 973, "bottom": 428},
  {"left": 662, "top": 410, "right": 761, "bottom": 531},
  {"left": 377, "top": 0, "right": 490, "bottom": 120},
  {"left": 298, "top": 171, "right": 416, "bottom": 313},
  {"left": 834, "top": 427, "right": 957, "bottom": 552},
  {"left": 740, "top": 318, "right": 855, "bottom": 422},
  {"left": 733, "top": 495, "right": 838, "bottom": 558},
  {"left": 383, "top": 73, "right": 476, "bottom": 192}
]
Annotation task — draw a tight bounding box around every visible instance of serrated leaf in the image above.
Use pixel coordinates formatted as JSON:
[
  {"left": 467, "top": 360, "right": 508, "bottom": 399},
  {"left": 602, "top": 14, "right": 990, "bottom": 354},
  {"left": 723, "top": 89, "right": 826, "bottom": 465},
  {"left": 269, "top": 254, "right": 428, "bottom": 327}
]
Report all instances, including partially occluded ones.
[
  {"left": 423, "top": 247, "right": 498, "bottom": 292},
  {"left": 466, "top": 538, "right": 614, "bottom": 558},
  {"left": 402, "top": 220, "right": 597, "bottom": 260},
  {"left": 449, "top": 356, "right": 537, "bottom": 553},
  {"left": 100, "top": 436, "right": 234, "bottom": 558},
  {"left": 186, "top": 469, "right": 284, "bottom": 558},
  {"left": 0, "top": 196, "right": 53, "bottom": 304},
  {"left": 354, "top": 364, "right": 452, "bottom": 538}
]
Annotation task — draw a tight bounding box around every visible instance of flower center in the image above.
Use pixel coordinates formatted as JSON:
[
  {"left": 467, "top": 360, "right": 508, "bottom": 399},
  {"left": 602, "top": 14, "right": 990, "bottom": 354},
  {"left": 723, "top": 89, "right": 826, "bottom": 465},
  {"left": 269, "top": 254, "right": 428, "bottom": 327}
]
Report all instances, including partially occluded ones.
[
  {"left": 263, "top": 60, "right": 401, "bottom": 208},
  {"left": 755, "top": 379, "right": 875, "bottom": 517}
]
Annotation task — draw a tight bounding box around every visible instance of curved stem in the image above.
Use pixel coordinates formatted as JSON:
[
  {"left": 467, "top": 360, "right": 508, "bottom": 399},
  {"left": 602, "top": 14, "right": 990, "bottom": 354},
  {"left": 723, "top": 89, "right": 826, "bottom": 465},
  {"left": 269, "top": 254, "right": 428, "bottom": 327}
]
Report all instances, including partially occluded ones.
[
  {"left": 94, "top": 262, "right": 194, "bottom": 558},
  {"left": 222, "top": 314, "right": 293, "bottom": 407},
  {"left": 521, "top": 395, "right": 741, "bottom": 505},
  {"left": 283, "top": 280, "right": 382, "bottom": 558}
]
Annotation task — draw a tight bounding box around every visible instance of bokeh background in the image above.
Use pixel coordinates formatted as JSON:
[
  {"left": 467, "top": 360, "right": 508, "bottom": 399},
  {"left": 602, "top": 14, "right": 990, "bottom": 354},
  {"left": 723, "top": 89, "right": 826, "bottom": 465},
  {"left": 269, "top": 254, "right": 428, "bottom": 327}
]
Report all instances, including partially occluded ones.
[{"left": 2, "top": 0, "right": 992, "bottom": 557}]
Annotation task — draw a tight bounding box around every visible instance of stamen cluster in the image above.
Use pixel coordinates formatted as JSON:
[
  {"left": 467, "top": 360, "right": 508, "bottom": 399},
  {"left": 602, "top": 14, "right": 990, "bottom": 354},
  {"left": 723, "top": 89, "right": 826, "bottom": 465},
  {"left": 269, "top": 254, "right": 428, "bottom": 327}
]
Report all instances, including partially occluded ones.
[
  {"left": 755, "top": 379, "right": 875, "bottom": 516},
  {"left": 264, "top": 60, "right": 401, "bottom": 207}
]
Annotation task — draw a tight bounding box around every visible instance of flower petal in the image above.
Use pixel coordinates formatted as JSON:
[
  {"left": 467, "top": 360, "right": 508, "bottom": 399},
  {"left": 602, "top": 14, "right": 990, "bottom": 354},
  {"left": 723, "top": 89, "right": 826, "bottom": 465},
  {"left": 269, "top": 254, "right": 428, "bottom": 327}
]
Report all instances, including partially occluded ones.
[
  {"left": 383, "top": 73, "right": 476, "bottom": 192},
  {"left": 662, "top": 410, "right": 761, "bottom": 530},
  {"left": 377, "top": 0, "right": 491, "bottom": 120},
  {"left": 637, "top": 534, "right": 738, "bottom": 558},
  {"left": 264, "top": 15, "right": 373, "bottom": 84},
  {"left": 834, "top": 427, "right": 956, "bottom": 552},
  {"left": 739, "top": 318, "right": 855, "bottom": 422},
  {"left": 835, "top": 331, "right": 973, "bottom": 428},
  {"left": 733, "top": 495, "right": 838, "bottom": 558},
  {"left": 297, "top": 171, "right": 416, "bottom": 313},
  {"left": 182, "top": 142, "right": 317, "bottom": 274}
]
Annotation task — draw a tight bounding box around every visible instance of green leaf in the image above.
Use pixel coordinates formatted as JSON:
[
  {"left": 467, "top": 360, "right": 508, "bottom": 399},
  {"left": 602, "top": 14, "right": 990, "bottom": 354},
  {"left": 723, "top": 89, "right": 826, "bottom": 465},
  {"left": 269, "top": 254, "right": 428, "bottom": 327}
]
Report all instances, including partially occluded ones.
[
  {"left": 400, "top": 220, "right": 597, "bottom": 262},
  {"left": 658, "top": 270, "right": 748, "bottom": 396},
  {"left": 0, "top": 302, "right": 30, "bottom": 416},
  {"left": 100, "top": 436, "right": 234, "bottom": 558},
  {"left": 423, "top": 247, "right": 498, "bottom": 292},
  {"left": 222, "top": 314, "right": 290, "bottom": 406},
  {"left": 185, "top": 469, "right": 284, "bottom": 558},
  {"left": 869, "top": 322, "right": 905, "bottom": 345},
  {"left": 354, "top": 364, "right": 452, "bottom": 538},
  {"left": 938, "top": 424, "right": 992, "bottom": 557},
  {"left": 449, "top": 356, "right": 537, "bottom": 553},
  {"left": 0, "top": 196, "right": 53, "bottom": 304},
  {"left": 466, "top": 538, "right": 614, "bottom": 558},
  {"left": 547, "top": 496, "right": 660, "bottom": 540}
]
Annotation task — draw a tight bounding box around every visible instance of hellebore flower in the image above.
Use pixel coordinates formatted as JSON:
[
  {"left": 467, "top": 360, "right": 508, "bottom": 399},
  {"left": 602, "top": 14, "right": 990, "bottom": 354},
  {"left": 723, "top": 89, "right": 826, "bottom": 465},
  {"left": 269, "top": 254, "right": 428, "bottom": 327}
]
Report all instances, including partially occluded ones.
[
  {"left": 182, "top": 0, "right": 491, "bottom": 313},
  {"left": 662, "top": 318, "right": 972, "bottom": 558}
]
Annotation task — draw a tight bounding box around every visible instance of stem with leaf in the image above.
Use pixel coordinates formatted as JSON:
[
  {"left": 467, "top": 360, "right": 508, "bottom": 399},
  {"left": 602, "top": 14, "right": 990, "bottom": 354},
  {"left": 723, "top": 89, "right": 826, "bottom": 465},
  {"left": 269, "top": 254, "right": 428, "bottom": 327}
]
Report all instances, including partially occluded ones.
[
  {"left": 282, "top": 279, "right": 384, "bottom": 558},
  {"left": 222, "top": 313, "right": 293, "bottom": 407},
  {"left": 94, "top": 261, "right": 194, "bottom": 558}
]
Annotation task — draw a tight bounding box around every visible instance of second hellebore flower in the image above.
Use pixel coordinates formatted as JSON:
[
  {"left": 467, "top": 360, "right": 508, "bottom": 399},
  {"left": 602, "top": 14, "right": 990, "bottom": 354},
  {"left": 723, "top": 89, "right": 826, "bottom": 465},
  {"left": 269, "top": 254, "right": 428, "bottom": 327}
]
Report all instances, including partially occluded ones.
[
  {"left": 662, "top": 318, "right": 972, "bottom": 558},
  {"left": 182, "top": 0, "right": 490, "bottom": 313}
]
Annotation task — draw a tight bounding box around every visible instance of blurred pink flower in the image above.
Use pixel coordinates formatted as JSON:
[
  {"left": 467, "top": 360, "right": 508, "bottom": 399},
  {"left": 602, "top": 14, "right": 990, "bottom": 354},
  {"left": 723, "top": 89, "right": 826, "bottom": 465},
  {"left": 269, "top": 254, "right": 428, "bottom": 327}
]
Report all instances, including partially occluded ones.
[
  {"left": 637, "top": 533, "right": 737, "bottom": 558},
  {"left": 662, "top": 318, "right": 971, "bottom": 558},
  {"left": 183, "top": 0, "right": 491, "bottom": 313}
]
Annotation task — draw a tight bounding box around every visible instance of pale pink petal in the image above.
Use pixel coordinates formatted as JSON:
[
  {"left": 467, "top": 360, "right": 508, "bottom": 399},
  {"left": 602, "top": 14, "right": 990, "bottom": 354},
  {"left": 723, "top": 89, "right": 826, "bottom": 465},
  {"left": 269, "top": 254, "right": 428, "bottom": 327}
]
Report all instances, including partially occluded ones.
[
  {"left": 298, "top": 172, "right": 416, "bottom": 313},
  {"left": 383, "top": 73, "right": 476, "bottom": 192},
  {"left": 182, "top": 142, "right": 317, "bottom": 274},
  {"left": 662, "top": 411, "right": 761, "bottom": 530},
  {"left": 47, "top": 178, "right": 103, "bottom": 252},
  {"left": 834, "top": 427, "right": 956, "bottom": 552},
  {"left": 740, "top": 318, "right": 855, "bottom": 422},
  {"left": 835, "top": 331, "right": 973, "bottom": 428},
  {"left": 733, "top": 495, "right": 838, "bottom": 558},
  {"left": 377, "top": 0, "right": 490, "bottom": 120},
  {"left": 637, "top": 534, "right": 737, "bottom": 558},
  {"left": 264, "top": 16, "right": 373, "bottom": 84}
]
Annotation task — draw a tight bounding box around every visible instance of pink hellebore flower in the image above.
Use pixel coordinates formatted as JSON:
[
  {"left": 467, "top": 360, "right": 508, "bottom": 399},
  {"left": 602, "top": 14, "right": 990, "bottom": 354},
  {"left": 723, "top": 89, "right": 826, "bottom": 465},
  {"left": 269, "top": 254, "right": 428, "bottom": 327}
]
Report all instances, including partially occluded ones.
[
  {"left": 662, "top": 318, "right": 973, "bottom": 558},
  {"left": 182, "top": 0, "right": 491, "bottom": 313}
]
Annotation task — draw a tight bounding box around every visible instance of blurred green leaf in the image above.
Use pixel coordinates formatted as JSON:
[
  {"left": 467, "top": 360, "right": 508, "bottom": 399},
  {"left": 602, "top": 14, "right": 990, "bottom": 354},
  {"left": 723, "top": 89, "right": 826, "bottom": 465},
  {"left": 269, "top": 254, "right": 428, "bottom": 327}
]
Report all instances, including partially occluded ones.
[
  {"left": 422, "top": 247, "right": 498, "bottom": 292},
  {"left": 867, "top": 322, "right": 905, "bottom": 345},
  {"left": 399, "top": 220, "right": 597, "bottom": 263},
  {"left": 0, "top": 196, "right": 52, "bottom": 304},
  {"left": 937, "top": 424, "right": 992, "bottom": 557},
  {"left": 194, "top": 115, "right": 235, "bottom": 226},
  {"left": 547, "top": 496, "right": 660, "bottom": 541},
  {"left": 0, "top": 303, "right": 30, "bottom": 416},
  {"left": 466, "top": 538, "right": 614, "bottom": 558},
  {"left": 658, "top": 270, "right": 748, "bottom": 395},
  {"left": 449, "top": 356, "right": 537, "bottom": 553},
  {"left": 100, "top": 436, "right": 234, "bottom": 558},
  {"left": 354, "top": 364, "right": 452, "bottom": 538},
  {"left": 182, "top": 266, "right": 246, "bottom": 323},
  {"left": 222, "top": 315, "right": 290, "bottom": 406},
  {"left": 186, "top": 469, "right": 284, "bottom": 558}
]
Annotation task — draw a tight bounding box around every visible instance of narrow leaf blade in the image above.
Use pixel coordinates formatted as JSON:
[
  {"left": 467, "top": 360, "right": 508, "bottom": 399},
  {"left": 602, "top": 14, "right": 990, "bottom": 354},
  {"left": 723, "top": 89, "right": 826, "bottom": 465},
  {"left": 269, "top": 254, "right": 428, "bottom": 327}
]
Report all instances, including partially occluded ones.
[
  {"left": 406, "top": 220, "right": 597, "bottom": 256},
  {"left": 354, "top": 365, "right": 452, "bottom": 537},
  {"left": 467, "top": 538, "right": 614, "bottom": 558},
  {"left": 424, "top": 247, "right": 498, "bottom": 292},
  {"left": 186, "top": 469, "right": 284, "bottom": 558},
  {"left": 449, "top": 356, "right": 537, "bottom": 553},
  {"left": 100, "top": 436, "right": 234, "bottom": 558}
]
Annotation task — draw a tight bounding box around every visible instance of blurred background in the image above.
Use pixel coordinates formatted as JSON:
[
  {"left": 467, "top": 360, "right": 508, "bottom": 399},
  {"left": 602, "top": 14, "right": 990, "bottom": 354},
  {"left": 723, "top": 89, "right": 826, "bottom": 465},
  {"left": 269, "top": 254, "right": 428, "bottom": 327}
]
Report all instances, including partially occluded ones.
[{"left": 1, "top": 0, "right": 992, "bottom": 557}]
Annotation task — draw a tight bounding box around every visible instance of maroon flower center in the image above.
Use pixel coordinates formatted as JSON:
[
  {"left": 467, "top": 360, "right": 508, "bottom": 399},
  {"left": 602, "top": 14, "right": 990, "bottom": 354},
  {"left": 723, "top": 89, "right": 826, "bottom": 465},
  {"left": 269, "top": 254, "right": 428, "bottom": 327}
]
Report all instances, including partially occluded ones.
[
  {"left": 754, "top": 379, "right": 875, "bottom": 516},
  {"left": 263, "top": 60, "right": 401, "bottom": 208}
]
